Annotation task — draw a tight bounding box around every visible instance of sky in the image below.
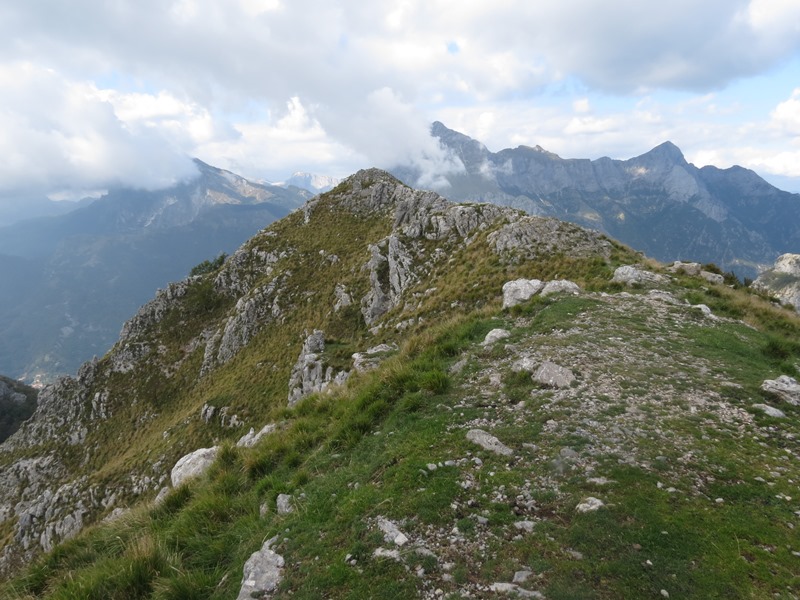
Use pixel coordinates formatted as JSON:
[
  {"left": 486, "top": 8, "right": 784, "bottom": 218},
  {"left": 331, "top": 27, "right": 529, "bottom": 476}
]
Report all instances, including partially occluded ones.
[{"left": 1, "top": 0, "right": 799, "bottom": 201}]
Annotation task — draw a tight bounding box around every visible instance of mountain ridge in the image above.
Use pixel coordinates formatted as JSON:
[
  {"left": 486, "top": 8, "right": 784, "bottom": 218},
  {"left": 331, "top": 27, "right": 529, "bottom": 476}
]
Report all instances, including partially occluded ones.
[
  {"left": 0, "top": 161, "right": 310, "bottom": 382},
  {"left": 1, "top": 169, "right": 799, "bottom": 598},
  {"left": 395, "top": 123, "right": 800, "bottom": 279}
]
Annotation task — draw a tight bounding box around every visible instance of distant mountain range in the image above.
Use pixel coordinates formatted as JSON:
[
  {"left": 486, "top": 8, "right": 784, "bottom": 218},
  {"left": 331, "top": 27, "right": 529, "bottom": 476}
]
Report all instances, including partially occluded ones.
[
  {"left": 394, "top": 122, "right": 800, "bottom": 279},
  {"left": 0, "top": 160, "right": 309, "bottom": 383},
  {"left": 0, "top": 195, "right": 94, "bottom": 228}
]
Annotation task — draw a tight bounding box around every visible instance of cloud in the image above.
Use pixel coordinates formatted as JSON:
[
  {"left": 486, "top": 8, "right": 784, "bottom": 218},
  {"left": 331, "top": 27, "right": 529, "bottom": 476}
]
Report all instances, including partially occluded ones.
[
  {"left": 1, "top": 1, "right": 799, "bottom": 195},
  {"left": 0, "top": 62, "right": 199, "bottom": 196}
]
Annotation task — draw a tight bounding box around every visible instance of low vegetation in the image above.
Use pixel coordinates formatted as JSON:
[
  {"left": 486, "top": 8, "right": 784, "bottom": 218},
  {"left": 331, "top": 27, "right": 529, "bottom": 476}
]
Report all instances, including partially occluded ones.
[{"left": 2, "top": 172, "right": 799, "bottom": 599}]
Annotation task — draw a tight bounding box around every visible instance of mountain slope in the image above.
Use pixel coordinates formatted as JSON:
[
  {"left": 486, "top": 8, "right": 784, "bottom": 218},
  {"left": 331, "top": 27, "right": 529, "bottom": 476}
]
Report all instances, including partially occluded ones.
[
  {"left": 394, "top": 123, "right": 800, "bottom": 280},
  {"left": 0, "top": 376, "right": 37, "bottom": 444},
  {"left": 1, "top": 170, "right": 799, "bottom": 598},
  {"left": 0, "top": 161, "right": 310, "bottom": 382}
]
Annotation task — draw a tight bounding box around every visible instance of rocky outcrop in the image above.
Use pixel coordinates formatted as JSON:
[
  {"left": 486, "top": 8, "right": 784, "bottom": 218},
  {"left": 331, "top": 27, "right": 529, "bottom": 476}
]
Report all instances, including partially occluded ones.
[
  {"left": 753, "top": 254, "right": 800, "bottom": 311},
  {"left": 489, "top": 217, "right": 611, "bottom": 262},
  {"left": 361, "top": 236, "right": 416, "bottom": 325},
  {"left": 287, "top": 331, "right": 349, "bottom": 406},
  {"left": 533, "top": 361, "right": 576, "bottom": 389}
]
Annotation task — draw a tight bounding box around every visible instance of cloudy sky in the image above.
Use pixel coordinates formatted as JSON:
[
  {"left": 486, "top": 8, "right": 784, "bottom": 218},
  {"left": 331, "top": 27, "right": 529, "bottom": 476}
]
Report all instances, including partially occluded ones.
[{"left": 1, "top": 0, "right": 800, "bottom": 200}]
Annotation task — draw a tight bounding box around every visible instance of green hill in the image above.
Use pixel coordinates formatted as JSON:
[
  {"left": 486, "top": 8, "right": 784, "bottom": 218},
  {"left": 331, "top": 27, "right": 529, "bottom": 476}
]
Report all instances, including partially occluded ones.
[{"left": 1, "top": 169, "right": 798, "bottom": 599}]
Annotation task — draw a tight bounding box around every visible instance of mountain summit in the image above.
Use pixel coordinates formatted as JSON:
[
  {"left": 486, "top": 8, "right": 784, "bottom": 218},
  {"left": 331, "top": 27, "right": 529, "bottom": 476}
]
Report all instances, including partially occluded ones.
[
  {"left": 395, "top": 123, "right": 800, "bottom": 279},
  {"left": 1, "top": 169, "right": 799, "bottom": 598}
]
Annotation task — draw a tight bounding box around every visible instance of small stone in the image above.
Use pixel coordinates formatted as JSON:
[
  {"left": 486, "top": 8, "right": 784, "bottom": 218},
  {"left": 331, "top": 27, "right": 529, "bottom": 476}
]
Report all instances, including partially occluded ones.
[
  {"left": 514, "top": 520, "right": 536, "bottom": 533},
  {"left": 513, "top": 570, "right": 533, "bottom": 584},
  {"left": 576, "top": 497, "right": 604, "bottom": 512},
  {"left": 276, "top": 494, "right": 294, "bottom": 515},
  {"left": 566, "top": 549, "right": 584, "bottom": 560},
  {"left": 715, "top": 497, "right": 724, "bottom": 504},
  {"left": 660, "top": 590, "right": 670, "bottom": 598},
  {"left": 427, "top": 463, "right": 438, "bottom": 471},
  {"left": 466, "top": 429, "right": 514, "bottom": 456},
  {"left": 752, "top": 404, "right": 786, "bottom": 418}
]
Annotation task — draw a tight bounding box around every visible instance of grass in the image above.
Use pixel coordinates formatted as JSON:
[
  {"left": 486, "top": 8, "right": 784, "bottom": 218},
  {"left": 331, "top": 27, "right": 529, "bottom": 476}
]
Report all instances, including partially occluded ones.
[{"left": 3, "top": 177, "right": 800, "bottom": 598}]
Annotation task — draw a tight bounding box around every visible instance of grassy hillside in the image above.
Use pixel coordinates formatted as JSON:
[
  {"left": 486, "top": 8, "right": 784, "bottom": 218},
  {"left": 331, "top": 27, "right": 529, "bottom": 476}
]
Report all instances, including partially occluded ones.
[{"left": 1, "top": 170, "right": 799, "bottom": 599}]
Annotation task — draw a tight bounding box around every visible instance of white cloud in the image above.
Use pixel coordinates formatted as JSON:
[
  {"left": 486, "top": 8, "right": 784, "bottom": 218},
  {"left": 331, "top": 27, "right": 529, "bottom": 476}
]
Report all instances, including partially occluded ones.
[
  {"left": 0, "top": 1, "right": 799, "bottom": 196},
  {"left": 0, "top": 62, "right": 198, "bottom": 196}
]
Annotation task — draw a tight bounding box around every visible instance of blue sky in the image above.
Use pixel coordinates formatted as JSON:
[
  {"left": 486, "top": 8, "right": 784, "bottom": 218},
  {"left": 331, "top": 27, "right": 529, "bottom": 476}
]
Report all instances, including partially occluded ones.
[{"left": 0, "top": 0, "right": 799, "bottom": 198}]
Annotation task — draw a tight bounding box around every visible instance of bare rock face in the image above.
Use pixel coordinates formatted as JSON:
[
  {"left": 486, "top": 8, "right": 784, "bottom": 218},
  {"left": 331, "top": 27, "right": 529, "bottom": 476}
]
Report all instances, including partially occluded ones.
[
  {"left": 489, "top": 216, "right": 612, "bottom": 262},
  {"left": 753, "top": 253, "right": 800, "bottom": 311},
  {"left": 361, "top": 236, "right": 415, "bottom": 325},
  {"left": 287, "top": 331, "right": 349, "bottom": 406},
  {"left": 237, "top": 537, "right": 285, "bottom": 600}
]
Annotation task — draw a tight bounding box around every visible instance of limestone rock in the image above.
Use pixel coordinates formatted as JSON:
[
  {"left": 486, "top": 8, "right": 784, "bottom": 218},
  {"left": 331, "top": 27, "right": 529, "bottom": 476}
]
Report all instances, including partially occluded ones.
[
  {"left": 700, "top": 270, "right": 724, "bottom": 285},
  {"left": 361, "top": 235, "right": 415, "bottom": 325},
  {"left": 276, "top": 494, "right": 294, "bottom": 515},
  {"left": 532, "top": 361, "right": 575, "bottom": 388},
  {"left": 668, "top": 261, "right": 701, "bottom": 276},
  {"left": 352, "top": 344, "right": 397, "bottom": 373},
  {"left": 482, "top": 329, "right": 511, "bottom": 346},
  {"left": 466, "top": 429, "right": 514, "bottom": 456},
  {"left": 287, "top": 330, "right": 349, "bottom": 406},
  {"left": 611, "top": 266, "right": 666, "bottom": 286},
  {"left": 237, "top": 424, "right": 277, "bottom": 448},
  {"left": 576, "top": 497, "right": 604, "bottom": 512},
  {"left": 377, "top": 516, "right": 409, "bottom": 546},
  {"left": 752, "top": 404, "right": 786, "bottom": 418},
  {"left": 761, "top": 375, "right": 800, "bottom": 406},
  {"left": 752, "top": 253, "right": 800, "bottom": 311},
  {"left": 171, "top": 447, "right": 219, "bottom": 487},
  {"left": 502, "top": 279, "right": 543, "bottom": 309},
  {"left": 540, "top": 279, "right": 581, "bottom": 297},
  {"left": 237, "top": 537, "right": 284, "bottom": 600}
]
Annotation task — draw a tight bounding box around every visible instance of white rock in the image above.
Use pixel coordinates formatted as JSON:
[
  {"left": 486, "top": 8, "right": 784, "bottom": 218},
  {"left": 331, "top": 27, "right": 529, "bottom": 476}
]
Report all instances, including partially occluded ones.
[
  {"left": 700, "top": 270, "right": 724, "bottom": 285},
  {"left": 576, "top": 497, "right": 604, "bottom": 512},
  {"left": 482, "top": 328, "right": 511, "bottom": 346},
  {"left": 377, "top": 516, "right": 409, "bottom": 546},
  {"left": 761, "top": 375, "right": 800, "bottom": 406},
  {"left": 511, "top": 357, "right": 538, "bottom": 372},
  {"left": 170, "top": 446, "right": 219, "bottom": 487},
  {"left": 532, "top": 361, "right": 575, "bottom": 388},
  {"left": 466, "top": 429, "right": 514, "bottom": 456},
  {"left": 611, "top": 266, "right": 666, "bottom": 286},
  {"left": 236, "top": 423, "right": 277, "bottom": 448},
  {"left": 752, "top": 404, "right": 786, "bottom": 418},
  {"left": 489, "top": 582, "right": 545, "bottom": 598},
  {"left": 540, "top": 280, "right": 581, "bottom": 297},
  {"left": 502, "top": 279, "right": 544, "bottom": 309},
  {"left": 276, "top": 493, "right": 294, "bottom": 515},
  {"left": 237, "top": 537, "right": 284, "bottom": 600},
  {"left": 514, "top": 520, "right": 536, "bottom": 532}
]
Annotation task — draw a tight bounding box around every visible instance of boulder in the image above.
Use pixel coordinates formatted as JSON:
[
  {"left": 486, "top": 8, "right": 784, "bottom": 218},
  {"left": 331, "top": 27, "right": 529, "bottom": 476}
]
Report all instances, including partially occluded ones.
[
  {"left": 761, "top": 375, "right": 800, "bottom": 406},
  {"left": 236, "top": 537, "right": 284, "bottom": 600},
  {"left": 482, "top": 329, "right": 511, "bottom": 346},
  {"left": 532, "top": 361, "right": 575, "bottom": 388},
  {"left": 752, "top": 404, "right": 786, "bottom": 418},
  {"left": 611, "top": 266, "right": 666, "bottom": 287},
  {"left": 700, "top": 270, "right": 724, "bottom": 285},
  {"left": 668, "top": 261, "right": 702, "bottom": 276},
  {"left": 170, "top": 447, "right": 219, "bottom": 487},
  {"left": 540, "top": 280, "right": 581, "bottom": 297},
  {"left": 502, "top": 279, "right": 543, "bottom": 309}
]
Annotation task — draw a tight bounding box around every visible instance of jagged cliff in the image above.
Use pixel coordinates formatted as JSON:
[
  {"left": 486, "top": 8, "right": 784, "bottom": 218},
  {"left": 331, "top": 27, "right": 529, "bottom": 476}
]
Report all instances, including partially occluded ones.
[
  {"left": 393, "top": 122, "right": 800, "bottom": 280},
  {"left": 1, "top": 169, "right": 798, "bottom": 598}
]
